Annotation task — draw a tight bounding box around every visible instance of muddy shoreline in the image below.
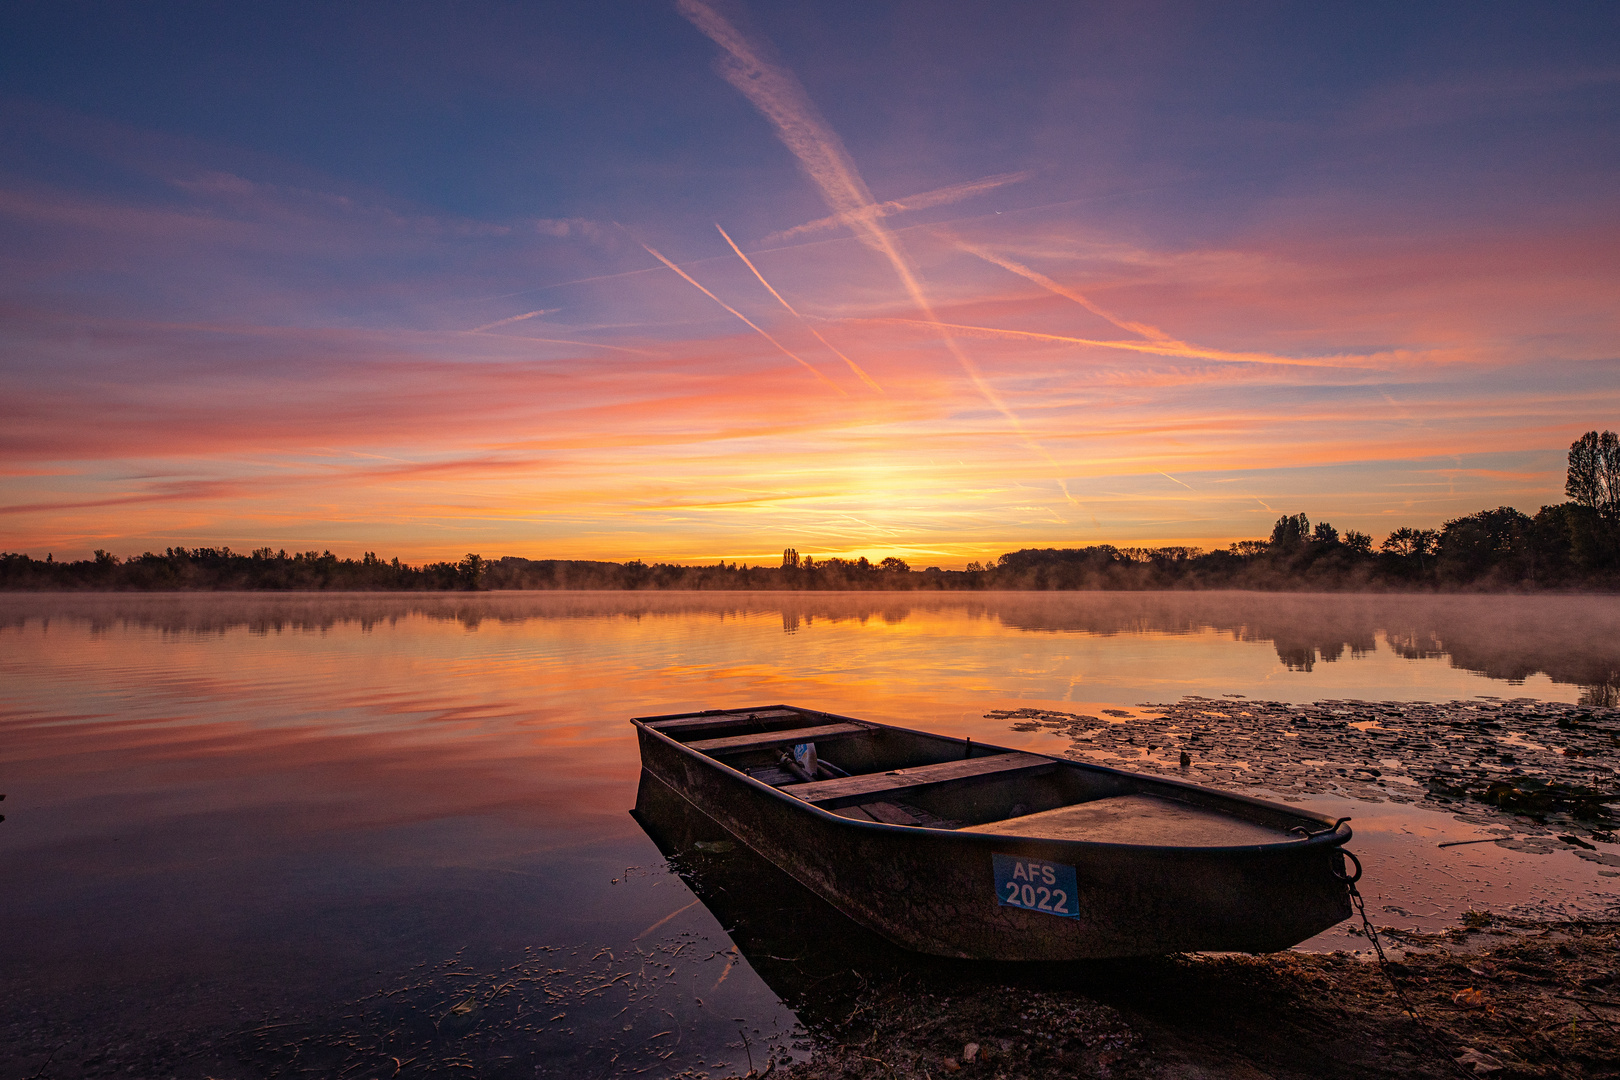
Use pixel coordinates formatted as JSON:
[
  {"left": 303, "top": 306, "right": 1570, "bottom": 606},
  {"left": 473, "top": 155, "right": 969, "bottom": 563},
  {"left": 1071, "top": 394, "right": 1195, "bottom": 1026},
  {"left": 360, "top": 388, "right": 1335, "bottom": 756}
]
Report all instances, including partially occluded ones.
[
  {"left": 732, "top": 696, "right": 1620, "bottom": 1080},
  {"left": 733, "top": 914, "right": 1620, "bottom": 1080}
]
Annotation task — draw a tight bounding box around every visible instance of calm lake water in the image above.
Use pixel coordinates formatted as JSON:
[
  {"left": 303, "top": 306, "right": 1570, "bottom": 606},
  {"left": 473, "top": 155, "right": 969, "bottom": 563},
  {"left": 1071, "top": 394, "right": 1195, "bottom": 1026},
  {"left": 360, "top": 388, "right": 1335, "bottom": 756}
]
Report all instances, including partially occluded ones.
[{"left": 3, "top": 591, "right": 1618, "bottom": 1078}]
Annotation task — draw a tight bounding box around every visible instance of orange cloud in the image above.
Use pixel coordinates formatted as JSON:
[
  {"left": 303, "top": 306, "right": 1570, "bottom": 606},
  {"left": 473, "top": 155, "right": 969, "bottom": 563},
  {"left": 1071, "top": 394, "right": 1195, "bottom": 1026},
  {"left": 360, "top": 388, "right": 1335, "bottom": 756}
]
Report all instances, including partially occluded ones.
[{"left": 2, "top": 108, "right": 1616, "bottom": 563}]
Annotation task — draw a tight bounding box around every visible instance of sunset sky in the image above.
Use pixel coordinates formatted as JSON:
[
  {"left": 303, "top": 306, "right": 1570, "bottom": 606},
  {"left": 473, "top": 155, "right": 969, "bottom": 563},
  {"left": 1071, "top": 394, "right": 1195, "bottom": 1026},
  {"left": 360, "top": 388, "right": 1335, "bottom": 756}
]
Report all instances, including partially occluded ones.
[{"left": 2, "top": 1, "right": 1617, "bottom": 566}]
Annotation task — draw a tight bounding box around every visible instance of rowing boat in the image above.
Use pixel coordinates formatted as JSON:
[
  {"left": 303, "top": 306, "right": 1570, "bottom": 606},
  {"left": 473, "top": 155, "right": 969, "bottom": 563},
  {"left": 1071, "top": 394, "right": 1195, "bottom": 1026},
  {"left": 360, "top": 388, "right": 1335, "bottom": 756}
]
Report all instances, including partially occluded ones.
[{"left": 632, "top": 704, "right": 1355, "bottom": 959}]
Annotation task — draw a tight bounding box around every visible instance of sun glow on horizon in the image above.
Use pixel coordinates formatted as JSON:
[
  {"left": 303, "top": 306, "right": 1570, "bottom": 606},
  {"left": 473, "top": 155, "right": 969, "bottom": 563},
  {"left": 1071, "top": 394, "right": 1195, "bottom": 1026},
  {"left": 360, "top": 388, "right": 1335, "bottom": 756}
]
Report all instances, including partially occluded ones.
[{"left": 0, "top": 5, "right": 1615, "bottom": 562}]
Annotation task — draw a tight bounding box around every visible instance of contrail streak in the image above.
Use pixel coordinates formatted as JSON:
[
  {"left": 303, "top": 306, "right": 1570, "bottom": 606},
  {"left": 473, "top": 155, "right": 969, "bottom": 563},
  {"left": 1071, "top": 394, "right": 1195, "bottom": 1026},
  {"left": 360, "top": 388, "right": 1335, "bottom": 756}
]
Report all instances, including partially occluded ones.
[
  {"left": 857, "top": 317, "right": 1363, "bottom": 368},
  {"left": 954, "top": 240, "right": 1342, "bottom": 372},
  {"left": 468, "top": 309, "right": 559, "bottom": 332},
  {"left": 1159, "top": 471, "right": 1194, "bottom": 490},
  {"left": 714, "top": 223, "right": 882, "bottom": 392},
  {"left": 678, "top": 0, "right": 1073, "bottom": 506},
  {"left": 764, "top": 172, "right": 1031, "bottom": 245},
  {"left": 952, "top": 240, "right": 1174, "bottom": 343},
  {"left": 490, "top": 335, "right": 655, "bottom": 356},
  {"left": 642, "top": 242, "right": 846, "bottom": 394},
  {"left": 675, "top": 0, "right": 875, "bottom": 233},
  {"left": 464, "top": 310, "right": 652, "bottom": 355}
]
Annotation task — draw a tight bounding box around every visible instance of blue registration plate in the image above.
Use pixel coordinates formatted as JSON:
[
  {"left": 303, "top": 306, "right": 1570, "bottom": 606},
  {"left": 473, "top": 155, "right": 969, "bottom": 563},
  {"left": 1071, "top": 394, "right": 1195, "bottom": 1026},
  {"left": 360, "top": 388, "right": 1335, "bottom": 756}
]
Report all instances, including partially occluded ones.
[{"left": 992, "top": 853, "right": 1080, "bottom": 918}]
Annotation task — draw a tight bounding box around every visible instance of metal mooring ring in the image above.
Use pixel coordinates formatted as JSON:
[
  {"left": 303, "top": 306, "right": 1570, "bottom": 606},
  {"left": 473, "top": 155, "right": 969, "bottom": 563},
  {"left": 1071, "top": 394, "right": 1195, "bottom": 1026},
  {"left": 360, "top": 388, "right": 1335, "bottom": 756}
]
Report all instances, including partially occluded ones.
[{"left": 1331, "top": 848, "right": 1363, "bottom": 884}]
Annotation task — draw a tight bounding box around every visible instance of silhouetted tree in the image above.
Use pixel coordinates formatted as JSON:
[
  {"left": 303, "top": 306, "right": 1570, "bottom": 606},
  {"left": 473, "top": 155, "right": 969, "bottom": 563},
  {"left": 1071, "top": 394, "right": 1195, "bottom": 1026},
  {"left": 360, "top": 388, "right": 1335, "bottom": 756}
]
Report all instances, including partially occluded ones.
[
  {"left": 1567, "top": 430, "right": 1620, "bottom": 522},
  {"left": 1376, "top": 527, "right": 1437, "bottom": 579},
  {"left": 1437, "top": 507, "right": 1532, "bottom": 583},
  {"left": 1312, "top": 521, "right": 1339, "bottom": 545},
  {"left": 1270, "top": 514, "right": 1310, "bottom": 549},
  {"left": 879, "top": 556, "right": 909, "bottom": 573},
  {"left": 1381, "top": 527, "right": 1436, "bottom": 559},
  {"left": 1534, "top": 501, "right": 1618, "bottom": 578}
]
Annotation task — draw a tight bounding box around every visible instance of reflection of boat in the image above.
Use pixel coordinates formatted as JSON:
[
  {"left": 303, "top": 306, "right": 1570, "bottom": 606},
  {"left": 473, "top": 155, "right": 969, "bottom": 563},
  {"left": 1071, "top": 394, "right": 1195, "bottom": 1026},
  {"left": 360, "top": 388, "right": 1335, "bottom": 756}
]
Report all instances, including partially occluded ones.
[
  {"left": 632, "top": 705, "right": 1354, "bottom": 960},
  {"left": 632, "top": 768, "right": 916, "bottom": 1018}
]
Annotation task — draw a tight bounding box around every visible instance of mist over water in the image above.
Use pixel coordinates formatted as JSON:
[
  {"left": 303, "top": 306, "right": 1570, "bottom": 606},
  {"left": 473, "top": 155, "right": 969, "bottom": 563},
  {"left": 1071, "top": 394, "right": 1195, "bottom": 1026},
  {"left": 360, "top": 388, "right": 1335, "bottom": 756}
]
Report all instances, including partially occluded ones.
[
  {"left": 2, "top": 591, "right": 1617, "bottom": 1077},
  {"left": 6, "top": 590, "right": 1614, "bottom": 705}
]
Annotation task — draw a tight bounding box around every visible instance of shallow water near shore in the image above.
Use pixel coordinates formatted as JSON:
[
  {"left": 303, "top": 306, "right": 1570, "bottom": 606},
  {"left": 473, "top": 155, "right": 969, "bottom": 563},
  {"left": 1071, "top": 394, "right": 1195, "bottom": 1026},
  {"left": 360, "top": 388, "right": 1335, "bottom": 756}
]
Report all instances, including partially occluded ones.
[{"left": 2, "top": 591, "right": 1617, "bottom": 1078}]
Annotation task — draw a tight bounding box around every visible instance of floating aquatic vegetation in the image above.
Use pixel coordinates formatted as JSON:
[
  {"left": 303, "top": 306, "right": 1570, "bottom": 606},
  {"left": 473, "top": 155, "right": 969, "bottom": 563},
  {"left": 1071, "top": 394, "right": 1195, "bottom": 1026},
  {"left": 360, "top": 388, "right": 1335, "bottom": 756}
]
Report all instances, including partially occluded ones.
[{"left": 989, "top": 697, "right": 1620, "bottom": 846}]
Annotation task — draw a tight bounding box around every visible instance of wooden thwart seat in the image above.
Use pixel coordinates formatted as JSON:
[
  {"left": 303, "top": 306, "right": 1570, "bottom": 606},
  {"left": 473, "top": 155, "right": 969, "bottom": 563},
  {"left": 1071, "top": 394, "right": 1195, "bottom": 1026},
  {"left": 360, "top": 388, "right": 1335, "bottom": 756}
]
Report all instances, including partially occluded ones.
[
  {"left": 790, "top": 752, "right": 1050, "bottom": 807},
  {"left": 646, "top": 708, "right": 802, "bottom": 733},
  {"left": 685, "top": 722, "right": 870, "bottom": 754}
]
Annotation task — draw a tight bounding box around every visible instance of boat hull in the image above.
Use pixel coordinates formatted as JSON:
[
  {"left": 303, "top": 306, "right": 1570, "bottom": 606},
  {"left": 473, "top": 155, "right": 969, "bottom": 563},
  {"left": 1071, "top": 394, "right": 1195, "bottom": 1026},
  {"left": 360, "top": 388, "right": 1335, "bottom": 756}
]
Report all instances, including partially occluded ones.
[{"left": 635, "top": 721, "right": 1353, "bottom": 960}]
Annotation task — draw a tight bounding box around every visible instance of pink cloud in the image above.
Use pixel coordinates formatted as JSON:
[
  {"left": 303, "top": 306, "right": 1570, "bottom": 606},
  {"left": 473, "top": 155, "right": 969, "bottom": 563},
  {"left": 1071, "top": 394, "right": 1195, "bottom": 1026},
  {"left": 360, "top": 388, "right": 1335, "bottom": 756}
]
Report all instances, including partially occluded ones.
[{"left": 3, "top": 105, "right": 1616, "bottom": 559}]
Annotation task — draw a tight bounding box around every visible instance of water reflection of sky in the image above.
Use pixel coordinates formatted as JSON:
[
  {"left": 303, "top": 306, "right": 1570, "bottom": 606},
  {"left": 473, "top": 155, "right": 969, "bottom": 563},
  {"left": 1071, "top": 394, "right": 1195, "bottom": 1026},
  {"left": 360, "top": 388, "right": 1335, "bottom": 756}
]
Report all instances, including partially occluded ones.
[{"left": 1, "top": 591, "right": 1616, "bottom": 1077}]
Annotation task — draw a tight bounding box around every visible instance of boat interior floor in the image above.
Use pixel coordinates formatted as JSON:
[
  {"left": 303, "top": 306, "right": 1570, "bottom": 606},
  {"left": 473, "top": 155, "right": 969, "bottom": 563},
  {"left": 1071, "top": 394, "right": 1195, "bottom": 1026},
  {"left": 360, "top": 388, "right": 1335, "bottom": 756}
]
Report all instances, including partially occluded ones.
[
  {"left": 829, "top": 800, "right": 958, "bottom": 828},
  {"left": 958, "top": 793, "right": 1287, "bottom": 846}
]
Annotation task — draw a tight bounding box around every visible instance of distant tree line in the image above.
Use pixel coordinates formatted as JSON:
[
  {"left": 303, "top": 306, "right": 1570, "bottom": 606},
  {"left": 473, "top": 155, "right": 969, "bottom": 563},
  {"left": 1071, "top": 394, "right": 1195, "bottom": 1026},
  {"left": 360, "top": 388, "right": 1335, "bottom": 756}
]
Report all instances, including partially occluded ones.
[
  {"left": 981, "top": 430, "right": 1620, "bottom": 591},
  {"left": 0, "top": 547, "right": 487, "bottom": 592},
  {"left": 5, "top": 430, "right": 1618, "bottom": 592}
]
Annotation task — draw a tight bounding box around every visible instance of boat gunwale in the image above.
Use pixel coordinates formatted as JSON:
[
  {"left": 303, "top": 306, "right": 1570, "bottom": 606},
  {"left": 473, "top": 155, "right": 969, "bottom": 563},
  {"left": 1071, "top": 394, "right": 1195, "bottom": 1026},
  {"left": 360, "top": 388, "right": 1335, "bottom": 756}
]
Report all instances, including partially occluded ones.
[{"left": 631, "top": 704, "right": 1354, "bottom": 855}]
